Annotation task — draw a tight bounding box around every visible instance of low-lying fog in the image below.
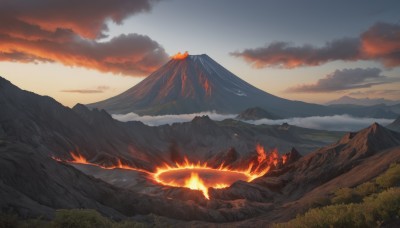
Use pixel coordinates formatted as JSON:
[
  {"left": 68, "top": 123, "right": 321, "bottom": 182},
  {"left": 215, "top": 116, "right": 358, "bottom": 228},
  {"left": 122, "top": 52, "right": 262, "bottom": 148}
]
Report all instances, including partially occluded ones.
[{"left": 112, "top": 112, "right": 394, "bottom": 132}]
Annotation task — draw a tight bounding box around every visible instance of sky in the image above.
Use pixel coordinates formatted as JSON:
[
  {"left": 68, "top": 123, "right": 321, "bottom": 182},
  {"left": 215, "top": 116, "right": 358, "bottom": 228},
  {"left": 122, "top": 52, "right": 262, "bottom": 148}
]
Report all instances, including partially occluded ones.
[{"left": 1, "top": 0, "right": 400, "bottom": 107}]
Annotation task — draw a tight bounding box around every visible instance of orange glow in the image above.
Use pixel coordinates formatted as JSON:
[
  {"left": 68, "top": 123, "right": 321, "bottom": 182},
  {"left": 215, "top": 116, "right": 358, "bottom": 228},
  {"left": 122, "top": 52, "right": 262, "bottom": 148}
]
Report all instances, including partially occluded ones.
[
  {"left": 70, "top": 151, "right": 88, "bottom": 163},
  {"left": 65, "top": 152, "right": 151, "bottom": 174},
  {"left": 282, "top": 154, "right": 287, "bottom": 165},
  {"left": 172, "top": 51, "right": 189, "bottom": 60},
  {"left": 203, "top": 78, "right": 211, "bottom": 96},
  {"left": 152, "top": 145, "right": 277, "bottom": 199},
  {"left": 184, "top": 172, "right": 209, "bottom": 199},
  {"left": 256, "top": 144, "right": 267, "bottom": 163},
  {"left": 54, "top": 145, "right": 284, "bottom": 199}
]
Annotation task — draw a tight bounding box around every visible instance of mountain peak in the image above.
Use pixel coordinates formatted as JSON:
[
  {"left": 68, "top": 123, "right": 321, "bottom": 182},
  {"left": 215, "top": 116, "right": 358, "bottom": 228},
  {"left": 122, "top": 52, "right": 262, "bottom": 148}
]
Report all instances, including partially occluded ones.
[
  {"left": 171, "top": 51, "right": 209, "bottom": 61},
  {"left": 387, "top": 115, "right": 400, "bottom": 132},
  {"left": 191, "top": 115, "right": 214, "bottom": 125},
  {"left": 337, "top": 123, "right": 400, "bottom": 157},
  {"left": 236, "top": 107, "right": 280, "bottom": 120},
  {"left": 0, "top": 76, "right": 12, "bottom": 87},
  {"left": 87, "top": 54, "right": 322, "bottom": 116}
]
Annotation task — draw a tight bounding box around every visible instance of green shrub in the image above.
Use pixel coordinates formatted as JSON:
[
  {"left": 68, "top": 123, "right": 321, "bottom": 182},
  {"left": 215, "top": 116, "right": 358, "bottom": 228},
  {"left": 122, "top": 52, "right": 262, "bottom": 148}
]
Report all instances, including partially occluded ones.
[
  {"left": 331, "top": 187, "right": 360, "bottom": 204},
  {"left": 376, "top": 163, "right": 400, "bottom": 189},
  {"left": 274, "top": 187, "right": 400, "bottom": 228},
  {"left": 52, "top": 209, "right": 112, "bottom": 228},
  {"left": 19, "top": 218, "right": 49, "bottom": 228},
  {"left": 362, "top": 188, "right": 400, "bottom": 225},
  {"left": 111, "top": 220, "right": 148, "bottom": 228},
  {"left": 354, "top": 182, "right": 379, "bottom": 197},
  {"left": 0, "top": 213, "right": 18, "bottom": 228}
]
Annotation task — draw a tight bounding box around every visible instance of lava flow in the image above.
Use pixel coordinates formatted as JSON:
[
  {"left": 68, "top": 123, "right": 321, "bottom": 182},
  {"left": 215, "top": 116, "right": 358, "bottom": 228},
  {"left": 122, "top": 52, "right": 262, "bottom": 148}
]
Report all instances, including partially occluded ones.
[
  {"left": 172, "top": 51, "right": 189, "bottom": 60},
  {"left": 54, "top": 144, "right": 285, "bottom": 199}
]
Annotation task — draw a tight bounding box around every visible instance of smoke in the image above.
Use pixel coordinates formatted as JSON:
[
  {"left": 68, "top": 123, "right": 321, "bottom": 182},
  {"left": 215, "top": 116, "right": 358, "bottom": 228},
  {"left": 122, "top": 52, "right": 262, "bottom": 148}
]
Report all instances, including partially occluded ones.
[{"left": 112, "top": 112, "right": 394, "bottom": 132}]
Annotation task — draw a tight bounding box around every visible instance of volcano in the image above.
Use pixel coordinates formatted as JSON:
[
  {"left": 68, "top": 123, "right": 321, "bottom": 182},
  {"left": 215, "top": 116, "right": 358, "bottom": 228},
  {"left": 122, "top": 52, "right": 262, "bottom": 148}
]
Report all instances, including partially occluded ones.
[
  {"left": 1, "top": 76, "right": 400, "bottom": 226},
  {"left": 88, "top": 54, "right": 328, "bottom": 117}
]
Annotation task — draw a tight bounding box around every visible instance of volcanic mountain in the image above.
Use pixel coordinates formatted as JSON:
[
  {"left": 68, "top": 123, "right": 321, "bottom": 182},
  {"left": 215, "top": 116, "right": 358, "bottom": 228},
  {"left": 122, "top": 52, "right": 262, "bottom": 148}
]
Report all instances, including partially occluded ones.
[
  {"left": 1, "top": 76, "right": 400, "bottom": 226},
  {"left": 88, "top": 54, "right": 328, "bottom": 117}
]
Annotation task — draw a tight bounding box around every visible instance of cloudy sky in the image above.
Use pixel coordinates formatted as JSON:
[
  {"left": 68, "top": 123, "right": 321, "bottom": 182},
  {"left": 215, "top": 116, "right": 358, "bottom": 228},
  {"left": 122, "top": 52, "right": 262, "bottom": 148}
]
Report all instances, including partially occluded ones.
[{"left": 1, "top": 0, "right": 400, "bottom": 107}]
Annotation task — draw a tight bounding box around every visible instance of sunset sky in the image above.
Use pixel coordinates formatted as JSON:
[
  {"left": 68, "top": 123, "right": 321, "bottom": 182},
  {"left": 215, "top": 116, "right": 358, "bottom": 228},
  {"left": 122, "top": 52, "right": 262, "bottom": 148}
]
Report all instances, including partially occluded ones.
[{"left": 1, "top": 0, "right": 400, "bottom": 107}]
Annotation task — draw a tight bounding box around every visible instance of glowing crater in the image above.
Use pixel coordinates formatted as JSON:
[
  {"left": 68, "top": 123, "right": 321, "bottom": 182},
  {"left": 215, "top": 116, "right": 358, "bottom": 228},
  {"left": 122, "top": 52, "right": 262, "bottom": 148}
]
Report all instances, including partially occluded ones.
[
  {"left": 154, "top": 167, "right": 251, "bottom": 199},
  {"left": 53, "top": 144, "right": 286, "bottom": 200}
]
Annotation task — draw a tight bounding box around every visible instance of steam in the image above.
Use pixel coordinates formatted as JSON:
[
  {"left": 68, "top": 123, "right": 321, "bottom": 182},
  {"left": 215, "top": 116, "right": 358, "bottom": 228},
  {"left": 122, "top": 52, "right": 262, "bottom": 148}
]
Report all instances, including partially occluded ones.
[{"left": 112, "top": 112, "right": 394, "bottom": 132}]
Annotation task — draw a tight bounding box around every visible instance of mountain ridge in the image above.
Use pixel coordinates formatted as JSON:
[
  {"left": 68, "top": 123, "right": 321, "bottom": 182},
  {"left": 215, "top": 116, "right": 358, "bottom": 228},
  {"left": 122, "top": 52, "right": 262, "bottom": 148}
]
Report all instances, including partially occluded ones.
[{"left": 326, "top": 95, "right": 400, "bottom": 106}]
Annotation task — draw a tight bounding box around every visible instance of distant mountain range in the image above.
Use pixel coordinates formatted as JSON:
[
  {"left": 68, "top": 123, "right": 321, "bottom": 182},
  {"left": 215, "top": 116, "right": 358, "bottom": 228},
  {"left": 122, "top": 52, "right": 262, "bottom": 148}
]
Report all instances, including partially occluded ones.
[
  {"left": 236, "top": 107, "right": 281, "bottom": 120},
  {"left": 326, "top": 95, "right": 400, "bottom": 106},
  {"left": 388, "top": 116, "right": 400, "bottom": 132}
]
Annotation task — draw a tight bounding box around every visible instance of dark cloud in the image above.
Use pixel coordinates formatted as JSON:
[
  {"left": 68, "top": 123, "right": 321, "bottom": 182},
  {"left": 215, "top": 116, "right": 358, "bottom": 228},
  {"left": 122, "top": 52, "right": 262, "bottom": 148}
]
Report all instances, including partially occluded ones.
[
  {"left": 0, "top": 0, "right": 155, "bottom": 39},
  {"left": 231, "top": 38, "right": 360, "bottom": 68},
  {"left": 0, "top": 51, "right": 52, "bottom": 63},
  {"left": 61, "top": 86, "right": 110, "bottom": 94},
  {"left": 232, "top": 22, "right": 400, "bottom": 68},
  {"left": 286, "top": 68, "right": 392, "bottom": 93},
  {"left": 0, "top": 0, "right": 169, "bottom": 76},
  {"left": 348, "top": 89, "right": 400, "bottom": 97}
]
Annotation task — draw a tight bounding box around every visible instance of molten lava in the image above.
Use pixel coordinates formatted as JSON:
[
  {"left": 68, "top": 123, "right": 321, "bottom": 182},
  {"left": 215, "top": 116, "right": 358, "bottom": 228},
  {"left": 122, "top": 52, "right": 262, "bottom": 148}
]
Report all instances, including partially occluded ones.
[
  {"left": 66, "top": 152, "right": 151, "bottom": 174},
  {"left": 184, "top": 172, "right": 209, "bottom": 198},
  {"left": 152, "top": 144, "right": 279, "bottom": 199},
  {"left": 172, "top": 51, "right": 189, "bottom": 60},
  {"left": 54, "top": 144, "right": 285, "bottom": 199}
]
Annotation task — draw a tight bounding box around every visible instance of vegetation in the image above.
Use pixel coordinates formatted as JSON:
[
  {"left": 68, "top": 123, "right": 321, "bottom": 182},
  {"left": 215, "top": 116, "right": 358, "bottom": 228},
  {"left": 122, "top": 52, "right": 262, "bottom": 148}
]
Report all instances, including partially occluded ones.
[
  {"left": 0, "top": 209, "right": 147, "bottom": 228},
  {"left": 275, "top": 163, "right": 400, "bottom": 228}
]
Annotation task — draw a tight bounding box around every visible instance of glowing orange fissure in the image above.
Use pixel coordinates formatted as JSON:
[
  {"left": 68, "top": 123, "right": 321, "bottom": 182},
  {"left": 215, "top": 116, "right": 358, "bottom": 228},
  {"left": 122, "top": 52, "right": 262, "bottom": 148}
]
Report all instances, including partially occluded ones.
[{"left": 53, "top": 144, "right": 283, "bottom": 199}]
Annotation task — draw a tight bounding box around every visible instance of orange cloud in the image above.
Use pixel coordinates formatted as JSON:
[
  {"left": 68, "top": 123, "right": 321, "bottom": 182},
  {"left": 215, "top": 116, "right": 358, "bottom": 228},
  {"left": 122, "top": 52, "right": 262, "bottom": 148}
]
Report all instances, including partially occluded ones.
[
  {"left": 361, "top": 22, "right": 400, "bottom": 67},
  {"left": 0, "top": 0, "right": 168, "bottom": 76},
  {"left": 232, "top": 22, "right": 400, "bottom": 69}
]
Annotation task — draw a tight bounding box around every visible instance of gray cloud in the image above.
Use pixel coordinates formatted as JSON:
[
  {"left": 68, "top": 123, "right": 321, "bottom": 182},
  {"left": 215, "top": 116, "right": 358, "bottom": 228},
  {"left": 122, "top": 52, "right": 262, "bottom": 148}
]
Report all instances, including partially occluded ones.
[
  {"left": 61, "top": 86, "right": 110, "bottom": 94},
  {"left": 231, "top": 38, "right": 360, "bottom": 68},
  {"left": 112, "top": 112, "right": 394, "bottom": 132},
  {"left": 286, "top": 68, "right": 392, "bottom": 93},
  {"left": 348, "top": 89, "right": 400, "bottom": 97},
  {"left": 0, "top": 0, "right": 169, "bottom": 76},
  {"left": 232, "top": 22, "right": 400, "bottom": 68}
]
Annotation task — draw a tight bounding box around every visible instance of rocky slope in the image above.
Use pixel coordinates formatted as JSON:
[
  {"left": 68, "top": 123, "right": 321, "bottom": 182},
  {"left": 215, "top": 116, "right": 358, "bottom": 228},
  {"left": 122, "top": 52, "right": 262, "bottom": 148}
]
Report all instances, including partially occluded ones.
[
  {"left": 1, "top": 76, "right": 400, "bottom": 225},
  {"left": 388, "top": 115, "right": 400, "bottom": 132}
]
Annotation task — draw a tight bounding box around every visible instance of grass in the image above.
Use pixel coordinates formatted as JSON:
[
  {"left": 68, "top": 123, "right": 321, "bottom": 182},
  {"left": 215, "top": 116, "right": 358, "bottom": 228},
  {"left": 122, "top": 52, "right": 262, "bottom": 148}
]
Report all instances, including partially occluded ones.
[
  {"left": 0, "top": 209, "right": 147, "bottom": 228},
  {"left": 274, "top": 163, "right": 400, "bottom": 228}
]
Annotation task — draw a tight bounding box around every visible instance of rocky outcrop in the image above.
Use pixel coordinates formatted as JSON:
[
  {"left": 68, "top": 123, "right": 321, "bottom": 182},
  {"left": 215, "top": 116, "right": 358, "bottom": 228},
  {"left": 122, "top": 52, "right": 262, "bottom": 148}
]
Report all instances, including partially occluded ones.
[{"left": 236, "top": 107, "right": 280, "bottom": 120}]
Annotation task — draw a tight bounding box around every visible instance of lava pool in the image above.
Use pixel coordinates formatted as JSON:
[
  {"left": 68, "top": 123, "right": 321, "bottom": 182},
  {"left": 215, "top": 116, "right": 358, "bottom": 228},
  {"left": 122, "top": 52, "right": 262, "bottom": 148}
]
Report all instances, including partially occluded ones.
[{"left": 154, "top": 167, "right": 252, "bottom": 199}]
